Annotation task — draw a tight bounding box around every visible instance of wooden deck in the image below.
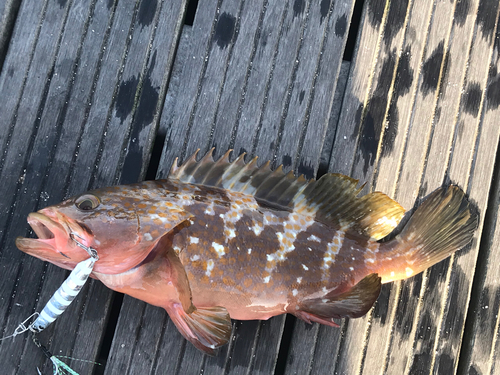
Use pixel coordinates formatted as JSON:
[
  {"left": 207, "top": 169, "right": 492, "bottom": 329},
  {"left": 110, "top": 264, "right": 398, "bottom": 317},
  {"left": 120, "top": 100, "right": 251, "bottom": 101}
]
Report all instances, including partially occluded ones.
[{"left": 0, "top": 0, "right": 499, "bottom": 374}]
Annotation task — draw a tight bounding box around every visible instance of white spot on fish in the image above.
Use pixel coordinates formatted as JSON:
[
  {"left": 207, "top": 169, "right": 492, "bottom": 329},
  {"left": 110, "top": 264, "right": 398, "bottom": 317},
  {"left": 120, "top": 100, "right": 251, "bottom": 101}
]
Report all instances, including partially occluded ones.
[
  {"left": 297, "top": 277, "right": 302, "bottom": 283},
  {"left": 144, "top": 233, "right": 153, "bottom": 241},
  {"left": 266, "top": 254, "right": 276, "bottom": 262},
  {"left": 405, "top": 267, "right": 413, "bottom": 277},
  {"left": 390, "top": 271, "right": 395, "bottom": 277},
  {"left": 189, "top": 236, "right": 199, "bottom": 244},
  {"left": 226, "top": 228, "right": 236, "bottom": 238},
  {"left": 204, "top": 203, "right": 215, "bottom": 215},
  {"left": 252, "top": 222, "right": 264, "bottom": 236},
  {"left": 292, "top": 289, "right": 298, "bottom": 297},
  {"left": 212, "top": 242, "right": 225, "bottom": 257},
  {"left": 307, "top": 234, "right": 321, "bottom": 242},
  {"left": 366, "top": 258, "right": 375, "bottom": 263},
  {"left": 302, "top": 264, "right": 309, "bottom": 271},
  {"left": 219, "top": 214, "right": 224, "bottom": 219},
  {"left": 321, "top": 231, "right": 344, "bottom": 274},
  {"left": 150, "top": 214, "right": 168, "bottom": 224},
  {"left": 322, "top": 287, "right": 328, "bottom": 293},
  {"left": 190, "top": 255, "right": 200, "bottom": 261},
  {"left": 322, "top": 299, "right": 328, "bottom": 303},
  {"left": 247, "top": 248, "right": 252, "bottom": 254},
  {"left": 265, "top": 212, "right": 314, "bottom": 275},
  {"left": 206, "top": 260, "right": 214, "bottom": 277},
  {"left": 349, "top": 267, "right": 354, "bottom": 271},
  {"left": 263, "top": 276, "right": 271, "bottom": 283}
]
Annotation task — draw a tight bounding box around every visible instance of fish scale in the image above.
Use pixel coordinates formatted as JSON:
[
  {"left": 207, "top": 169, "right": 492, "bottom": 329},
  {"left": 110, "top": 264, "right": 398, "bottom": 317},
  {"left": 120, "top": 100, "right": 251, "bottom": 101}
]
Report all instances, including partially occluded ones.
[{"left": 16, "top": 149, "right": 478, "bottom": 354}]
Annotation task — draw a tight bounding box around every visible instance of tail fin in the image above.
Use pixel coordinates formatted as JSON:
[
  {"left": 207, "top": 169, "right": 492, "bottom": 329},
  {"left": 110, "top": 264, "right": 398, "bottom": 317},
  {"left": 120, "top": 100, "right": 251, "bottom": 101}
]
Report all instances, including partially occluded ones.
[{"left": 378, "top": 185, "right": 478, "bottom": 283}]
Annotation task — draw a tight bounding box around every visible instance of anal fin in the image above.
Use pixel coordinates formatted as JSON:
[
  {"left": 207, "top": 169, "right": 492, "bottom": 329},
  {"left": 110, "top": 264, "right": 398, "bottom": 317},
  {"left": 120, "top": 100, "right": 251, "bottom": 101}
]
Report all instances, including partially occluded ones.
[
  {"left": 298, "top": 273, "right": 381, "bottom": 322},
  {"left": 169, "top": 303, "right": 232, "bottom": 355}
]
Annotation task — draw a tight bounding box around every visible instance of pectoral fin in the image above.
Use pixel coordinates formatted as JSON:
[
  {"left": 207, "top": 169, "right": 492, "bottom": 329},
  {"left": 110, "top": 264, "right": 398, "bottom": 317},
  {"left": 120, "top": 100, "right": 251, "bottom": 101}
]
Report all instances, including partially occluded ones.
[
  {"left": 297, "top": 273, "right": 381, "bottom": 323},
  {"left": 162, "top": 233, "right": 232, "bottom": 354}
]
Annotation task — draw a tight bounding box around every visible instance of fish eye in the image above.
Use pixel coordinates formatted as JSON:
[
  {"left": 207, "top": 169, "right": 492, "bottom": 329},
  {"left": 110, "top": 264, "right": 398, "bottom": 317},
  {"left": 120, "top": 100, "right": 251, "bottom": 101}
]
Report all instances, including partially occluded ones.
[{"left": 75, "top": 194, "right": 100, "bottom": 211}]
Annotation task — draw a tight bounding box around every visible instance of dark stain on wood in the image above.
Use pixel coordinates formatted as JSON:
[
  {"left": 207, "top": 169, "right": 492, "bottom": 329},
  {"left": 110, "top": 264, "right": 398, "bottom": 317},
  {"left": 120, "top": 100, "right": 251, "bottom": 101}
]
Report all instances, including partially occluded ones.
[
  {"left": 442, "top": 266, "right": 466, "bottom": 341},
  {"left": 373, "top": 284, "right": 391, "bottom": 325},
  {"left": 299, "top": 89, "right": 305, "bottom": 104},
  {"left": 293, "top": 0, "right": 305, "bottom": 17},
  {"left": 282, "top": 154, "right": 292, "bottom": 168},
  {"left": 463, "top": 82, "right": 482, "bottom": 118},
  {"left": 395, "top": 45, "right": 414, "bottom": 97},
  {"left": 421, "top": 41, "right": 449, "bottom": 97},
  {"left": 358, "top": 50, "right": 399, "bottom": 163},
  {"left": 366, "top": 0, "right": 385, "bottom": 28},
  {"left": 453, "top": 0, "right": 471, "bottom": 27},
  {"left": 116, "top": 77, "right": 138, "bottom": 123},
  {"left": 353, "top": 102, "right": 376, "bottom": 175},
  {"left": 384, "top": 0, "right": 409, "bottom": 43},
  {"left": 121, "top": 53, "right": 160, "bottom": 184},
  {"left": 436, "top": 353, "right": 454, "bottom": 374},
  {"left": 382, "top": 101, "right": 398, "bottom": 156},
  {"left": 320, "top": 0, "right": 331, "bottom": 23},
  {"left": 297, "top": 160, "right": 315, "bottom": 179},
  {"left": 107, "top": 0, "right": 114, "bottom": 10},
  {"left": 476, "top": 0, "right": 498, "bottom": 42},
  {"left": 335, "top": 14, "right": 347, "bottom": 38},
  {"left": 57, "top": 0, "right": 68, "bottom": 8},
  {"left": 487, "top": 73, "right": 500, "bottom": 110},
  {"left": 468, "top": 364, "right": 481, "bottom": 375},
  {"left": 138, "top": 0, "right": 158, "bottom": 28},
  {"left": 214, "top": 12, "right": 236, "bottom": 49}
]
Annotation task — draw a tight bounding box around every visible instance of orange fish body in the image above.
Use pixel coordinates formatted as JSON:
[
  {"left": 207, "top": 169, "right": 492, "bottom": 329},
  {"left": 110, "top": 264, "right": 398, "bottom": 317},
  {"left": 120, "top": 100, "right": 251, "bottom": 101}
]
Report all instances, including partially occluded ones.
[{"left": 16, "top": 150, "right": 478, "bottom": 353}]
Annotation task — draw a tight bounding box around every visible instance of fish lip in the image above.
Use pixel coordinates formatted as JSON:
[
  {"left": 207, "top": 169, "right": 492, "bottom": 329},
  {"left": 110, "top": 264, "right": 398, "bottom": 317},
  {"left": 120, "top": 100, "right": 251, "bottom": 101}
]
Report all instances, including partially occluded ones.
[
  {"left": 16, "top": 211, "right": 70, "bottom": 255},
  {"left": 28, "top": 212, "right": 68, "bottom": 240}
]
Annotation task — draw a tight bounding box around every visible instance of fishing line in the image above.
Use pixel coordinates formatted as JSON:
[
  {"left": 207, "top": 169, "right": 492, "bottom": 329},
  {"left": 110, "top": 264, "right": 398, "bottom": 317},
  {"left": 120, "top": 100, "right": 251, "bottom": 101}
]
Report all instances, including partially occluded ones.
[{"left": 1, "top": 235, "right": 99, "bottom": 374}]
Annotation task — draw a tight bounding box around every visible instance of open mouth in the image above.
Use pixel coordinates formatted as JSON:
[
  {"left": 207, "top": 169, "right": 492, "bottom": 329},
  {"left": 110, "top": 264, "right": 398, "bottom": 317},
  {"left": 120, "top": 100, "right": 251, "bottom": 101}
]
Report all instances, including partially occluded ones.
[
  {"left": 30, "top": 218, "right": 56, "bottom": 240},
  {"left": 15, "top": 212, "right": 69, "bottom": 256}
]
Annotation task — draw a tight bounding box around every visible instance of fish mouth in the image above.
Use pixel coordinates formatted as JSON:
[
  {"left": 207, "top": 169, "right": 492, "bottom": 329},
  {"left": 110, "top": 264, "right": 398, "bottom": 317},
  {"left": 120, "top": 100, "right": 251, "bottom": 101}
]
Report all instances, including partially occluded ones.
[{"left": 16, "top": 212, "right": 71, "bottom": 260}]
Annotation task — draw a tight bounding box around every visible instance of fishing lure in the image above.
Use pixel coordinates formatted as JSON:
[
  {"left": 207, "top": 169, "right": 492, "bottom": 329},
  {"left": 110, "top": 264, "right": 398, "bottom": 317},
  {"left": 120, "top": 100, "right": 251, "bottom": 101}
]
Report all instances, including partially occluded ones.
[
  {"left": 2, "top": 234, "right": 98, "bottom": 374},
  {"left": 18, "top": 233, "right": 97, "bottom": 334}
]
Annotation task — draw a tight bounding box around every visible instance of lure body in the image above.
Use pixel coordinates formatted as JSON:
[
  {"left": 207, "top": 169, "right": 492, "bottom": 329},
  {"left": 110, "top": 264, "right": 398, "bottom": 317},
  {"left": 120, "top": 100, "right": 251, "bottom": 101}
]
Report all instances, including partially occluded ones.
[
  {"left": 31, "top": 256, "right": 96, "bottom": 332},
  {"left": 16, "top": 150, "right": 478, "bottom": 353}
]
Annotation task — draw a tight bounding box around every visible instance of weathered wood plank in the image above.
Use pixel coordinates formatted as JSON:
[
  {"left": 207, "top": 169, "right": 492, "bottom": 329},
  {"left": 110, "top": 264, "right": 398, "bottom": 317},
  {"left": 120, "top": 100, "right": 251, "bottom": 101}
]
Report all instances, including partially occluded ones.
[
  {"left": 459, "top": 7, "right": 500, "bottom": 374},
  {"left": 0, "top": 0, "right": 186, "bottom": 373},
  {"left": 109, "top": 0, "right": 355, "bottom": 374},
  {"left": 303, "top": 0, "right": 500, "bottom": 374},
  {"left": 0, "top": 0, "right": 22, "bottom": 68}
]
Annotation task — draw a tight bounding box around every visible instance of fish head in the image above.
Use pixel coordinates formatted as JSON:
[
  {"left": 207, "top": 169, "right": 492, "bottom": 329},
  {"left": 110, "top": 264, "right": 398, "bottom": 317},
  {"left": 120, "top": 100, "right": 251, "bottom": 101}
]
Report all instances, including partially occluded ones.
[{"left": 16, "top": 184, "right": 191, "bottom": 274}]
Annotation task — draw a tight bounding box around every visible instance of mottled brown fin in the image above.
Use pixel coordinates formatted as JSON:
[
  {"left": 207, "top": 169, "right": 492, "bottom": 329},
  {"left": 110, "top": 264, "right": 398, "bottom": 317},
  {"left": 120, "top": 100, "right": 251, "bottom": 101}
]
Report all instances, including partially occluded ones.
[
  {"left": 298, "top": 274, "right": 381, "bottom": 320},
  {"left": 296, "top": 175, "right": 405, "bottom": 239},
  {"left": 379, "top": 185, "right": 479, "bottom": 283},
  {"left": 169, "top": 149, "right": 309, "bottom": 207},
  {"left": 169, "top": 304, "right": 232, "bottom": 355},
  {"left": 169, "top": 149, "right": 404, "bottom": 239}
]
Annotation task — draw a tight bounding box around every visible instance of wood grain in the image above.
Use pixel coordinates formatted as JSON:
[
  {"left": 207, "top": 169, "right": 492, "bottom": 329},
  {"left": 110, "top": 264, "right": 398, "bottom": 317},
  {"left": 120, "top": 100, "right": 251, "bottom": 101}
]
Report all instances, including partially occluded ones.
[
  {"left": 0, "top": 0, "right": 186, "bottom": 373},
  {"left": 140, "top": 0, "right": 355, "bottom": 373}
]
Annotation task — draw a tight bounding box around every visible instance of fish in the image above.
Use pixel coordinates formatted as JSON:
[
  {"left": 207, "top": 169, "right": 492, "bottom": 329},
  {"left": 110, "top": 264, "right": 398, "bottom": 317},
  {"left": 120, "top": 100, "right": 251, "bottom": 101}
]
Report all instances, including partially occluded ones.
[{"left": 15, "top": 149, "right": 478, "bottom": 354}]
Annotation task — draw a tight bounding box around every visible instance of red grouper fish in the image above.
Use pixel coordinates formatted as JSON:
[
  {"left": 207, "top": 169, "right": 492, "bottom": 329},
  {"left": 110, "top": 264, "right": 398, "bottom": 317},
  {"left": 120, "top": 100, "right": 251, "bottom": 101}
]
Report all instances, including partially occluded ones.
[{"left": 16, "top": 149, "right": 478, "bottom": 353}]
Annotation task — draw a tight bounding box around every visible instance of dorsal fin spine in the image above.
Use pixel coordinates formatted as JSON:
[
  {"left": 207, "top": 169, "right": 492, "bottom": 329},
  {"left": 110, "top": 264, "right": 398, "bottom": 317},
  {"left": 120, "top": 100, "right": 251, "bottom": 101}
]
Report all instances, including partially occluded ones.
[{"left": 169, "top": 149, "right": 405, "bottom": 238}]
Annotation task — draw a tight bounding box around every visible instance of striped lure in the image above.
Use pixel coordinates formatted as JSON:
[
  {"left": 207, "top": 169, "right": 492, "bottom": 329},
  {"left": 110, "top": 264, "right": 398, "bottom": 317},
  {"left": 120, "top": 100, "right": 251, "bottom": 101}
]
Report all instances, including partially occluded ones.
[
  {"left": 32, "top": 233, "right": 98, "bottom": 333},
  {"left": 31, "top": 255, "right": 97, "bottom": 332}
]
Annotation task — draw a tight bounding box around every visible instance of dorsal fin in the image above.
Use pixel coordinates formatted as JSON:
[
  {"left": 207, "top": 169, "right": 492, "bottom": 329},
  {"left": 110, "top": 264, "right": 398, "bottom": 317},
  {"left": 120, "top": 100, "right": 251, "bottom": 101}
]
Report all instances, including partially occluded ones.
[{"left": 169, "top": 149, "right": 405, "bottom": 240}]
